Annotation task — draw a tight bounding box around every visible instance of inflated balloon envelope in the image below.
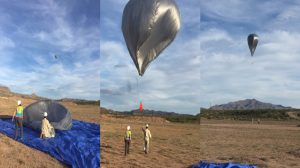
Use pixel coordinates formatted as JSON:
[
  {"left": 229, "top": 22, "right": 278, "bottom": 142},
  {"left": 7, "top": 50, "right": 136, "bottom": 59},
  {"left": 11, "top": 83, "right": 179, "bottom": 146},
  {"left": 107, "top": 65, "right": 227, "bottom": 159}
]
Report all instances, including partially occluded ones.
[
  {"left": 122, "top": 0, "right": 180, "bottom": 76},
  {"left": 247, "top": 33, "right": 259, "bottom": 56},
  {"left": 23, "top": 100, "right": 72, "bottom": 131}
]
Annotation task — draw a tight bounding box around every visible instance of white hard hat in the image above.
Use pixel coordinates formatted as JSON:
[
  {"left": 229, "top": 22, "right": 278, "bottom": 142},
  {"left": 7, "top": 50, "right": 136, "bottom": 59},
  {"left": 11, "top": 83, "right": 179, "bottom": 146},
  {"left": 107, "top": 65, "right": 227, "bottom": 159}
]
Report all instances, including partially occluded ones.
[
  {"left": 17, "top": 100, "right": 22, "bottom": 105},
  {"left": 146, "top": 124, "right": 149, "bottom": 128},
  {"left": 127, "top": 125, "right": 130, "bottom": 130},
  {"left": 44, "top": 112, "right": 48, "bottom": 117}
]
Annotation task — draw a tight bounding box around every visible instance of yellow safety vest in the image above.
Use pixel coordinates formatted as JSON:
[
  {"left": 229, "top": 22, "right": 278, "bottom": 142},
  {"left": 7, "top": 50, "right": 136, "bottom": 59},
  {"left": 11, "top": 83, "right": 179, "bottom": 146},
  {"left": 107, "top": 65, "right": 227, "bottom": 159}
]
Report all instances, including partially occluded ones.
[
  {"left": 125, "top": 130, "right": 132, "bottom": 140},
  {"left": 16, "top": 106, "right": 24, "bottom": 118}
]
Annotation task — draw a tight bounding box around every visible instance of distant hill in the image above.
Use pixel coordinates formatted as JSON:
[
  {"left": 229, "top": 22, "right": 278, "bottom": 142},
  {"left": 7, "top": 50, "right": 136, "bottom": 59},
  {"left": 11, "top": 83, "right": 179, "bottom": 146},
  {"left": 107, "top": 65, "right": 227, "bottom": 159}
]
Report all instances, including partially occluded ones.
[
  {"left": 124, "top": 109, "right": 190, "bottom": 117},
  {"left": 58, "top": 98, "right": 100, "bottom": 105},
  {"left": 0, "top": 85, "right": 42, "bottom": 100},
  {"left": 201, "top": 99, "right": 299, "bottom": 121},
  {"left": 0, "top": 86, "right": 12, "bottom": 98},
  {"left": 0, "top": 85, "right": 11, "bottom": 94},
  {"left": 0, "top": 85, "right": 99, "bottom": 104},
  {"left": 210, "top": 99, "right": 292, "bottom": 110},
  {"left": 100, "top": 107, "right": 200, "bottom": 123}
]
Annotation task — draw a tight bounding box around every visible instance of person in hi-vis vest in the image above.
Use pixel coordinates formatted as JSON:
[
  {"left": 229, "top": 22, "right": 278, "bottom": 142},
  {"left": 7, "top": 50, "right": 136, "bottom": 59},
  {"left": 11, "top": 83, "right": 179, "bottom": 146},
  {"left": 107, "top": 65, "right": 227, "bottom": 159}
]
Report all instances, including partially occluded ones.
[
  {"left": 124, "top": 125, "right": 132, "bottom": 156},
  {"left": 12, "top": 100, "right": 24, "bottom": 140}
]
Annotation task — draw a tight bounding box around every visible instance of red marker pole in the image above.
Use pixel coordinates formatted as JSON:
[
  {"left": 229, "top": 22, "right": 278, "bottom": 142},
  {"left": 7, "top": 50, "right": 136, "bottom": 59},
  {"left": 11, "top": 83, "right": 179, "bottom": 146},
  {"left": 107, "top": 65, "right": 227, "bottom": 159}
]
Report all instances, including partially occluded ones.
[{"left": 139, "top": 102, "right": 143, "bottom": 112}]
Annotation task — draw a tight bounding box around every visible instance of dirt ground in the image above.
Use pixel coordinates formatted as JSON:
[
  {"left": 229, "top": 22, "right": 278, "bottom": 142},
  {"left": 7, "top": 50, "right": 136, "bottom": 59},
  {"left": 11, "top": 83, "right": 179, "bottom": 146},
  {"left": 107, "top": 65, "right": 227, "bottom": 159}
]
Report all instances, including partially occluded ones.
[
  {"left": 100, "top": 114, "right": 300, "bottom": 168},
  {"left": 199, "top": 119, "right": 300, "bottom": 168},
  {"left": 0, "top": 96, "right": 99, "bottom": 167},
  {"left": 100, "top": 114, "right": 201, "bottom": 168}
]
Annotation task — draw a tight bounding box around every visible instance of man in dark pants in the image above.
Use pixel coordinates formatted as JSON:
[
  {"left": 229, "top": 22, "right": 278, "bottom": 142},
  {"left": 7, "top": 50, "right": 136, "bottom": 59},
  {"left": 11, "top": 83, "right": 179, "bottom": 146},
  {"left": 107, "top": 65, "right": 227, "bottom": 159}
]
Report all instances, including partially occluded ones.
[
  {"left": 12, "top": 100, "right": 24, "bottom": 140},
  {"left": 124, "top": 125, "right": 132, "bottom": 156}
]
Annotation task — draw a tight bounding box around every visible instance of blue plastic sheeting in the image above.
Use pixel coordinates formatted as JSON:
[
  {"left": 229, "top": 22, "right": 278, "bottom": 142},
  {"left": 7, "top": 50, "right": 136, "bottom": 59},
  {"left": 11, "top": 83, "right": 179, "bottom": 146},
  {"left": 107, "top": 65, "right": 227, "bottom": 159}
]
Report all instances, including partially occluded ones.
[
  {"left": 192, "top": 161, "right": 257, "bottom": 168},
  {"left": 0, "top": 118, "right": 100, "bottom": 168}
]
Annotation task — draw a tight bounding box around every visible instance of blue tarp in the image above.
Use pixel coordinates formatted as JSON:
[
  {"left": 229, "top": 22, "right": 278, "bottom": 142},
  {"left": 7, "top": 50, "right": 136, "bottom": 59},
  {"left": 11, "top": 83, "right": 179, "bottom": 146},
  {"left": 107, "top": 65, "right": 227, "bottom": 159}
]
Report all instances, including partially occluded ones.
[
  {"left": 0, "top": 118, "right": 100, "bottom": 168},
  {"left": 193, "top": 161, "right": 257, "bottom": 168}
]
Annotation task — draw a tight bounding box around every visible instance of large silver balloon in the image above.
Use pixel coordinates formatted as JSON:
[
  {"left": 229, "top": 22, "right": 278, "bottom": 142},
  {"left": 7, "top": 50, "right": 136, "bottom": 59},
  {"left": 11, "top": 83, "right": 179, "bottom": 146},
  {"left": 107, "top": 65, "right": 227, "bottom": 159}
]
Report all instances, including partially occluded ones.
[
  {"left": 122, "top": 0, "right": 180, "bottom": 76},
  {"left": 247, "top": 34, "right": 259, "bottom": 56}
]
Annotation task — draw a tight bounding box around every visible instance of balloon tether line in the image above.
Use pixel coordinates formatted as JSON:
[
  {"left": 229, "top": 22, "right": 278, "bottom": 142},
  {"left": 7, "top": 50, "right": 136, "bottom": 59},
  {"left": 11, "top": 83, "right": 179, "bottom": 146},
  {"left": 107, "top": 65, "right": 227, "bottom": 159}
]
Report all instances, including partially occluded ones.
[
  {"left": 136, "top": 76, "right": 142, "bottom": 105},
  {"left": 136, "top": 76, "right": 140, "bottom": 101}
]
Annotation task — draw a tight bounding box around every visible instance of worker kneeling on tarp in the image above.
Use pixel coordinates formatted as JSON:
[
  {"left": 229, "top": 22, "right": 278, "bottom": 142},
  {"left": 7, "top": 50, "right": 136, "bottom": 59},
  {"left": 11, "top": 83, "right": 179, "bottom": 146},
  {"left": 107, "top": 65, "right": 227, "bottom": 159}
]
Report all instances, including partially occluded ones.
[{"left": 40, "top": 112, "right": 55, "bottom": 139}]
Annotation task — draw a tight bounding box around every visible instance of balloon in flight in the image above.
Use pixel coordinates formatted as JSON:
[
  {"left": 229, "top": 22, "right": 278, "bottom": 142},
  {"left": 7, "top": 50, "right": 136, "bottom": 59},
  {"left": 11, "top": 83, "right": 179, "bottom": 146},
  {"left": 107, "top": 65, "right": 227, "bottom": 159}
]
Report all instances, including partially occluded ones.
[
  {"left": 122, "top": 0, "right": 181, "bottom": 76},
  {"left": 247, "top": 34, "right": 259, "bottom": 56}
]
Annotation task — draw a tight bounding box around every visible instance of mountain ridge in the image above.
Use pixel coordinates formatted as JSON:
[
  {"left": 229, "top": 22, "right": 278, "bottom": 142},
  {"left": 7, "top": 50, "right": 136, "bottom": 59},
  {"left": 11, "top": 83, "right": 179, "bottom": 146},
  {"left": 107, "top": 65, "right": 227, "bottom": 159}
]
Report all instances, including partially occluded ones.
[{"left": 209, "top": 99, "right": 292, "bottom": 110}]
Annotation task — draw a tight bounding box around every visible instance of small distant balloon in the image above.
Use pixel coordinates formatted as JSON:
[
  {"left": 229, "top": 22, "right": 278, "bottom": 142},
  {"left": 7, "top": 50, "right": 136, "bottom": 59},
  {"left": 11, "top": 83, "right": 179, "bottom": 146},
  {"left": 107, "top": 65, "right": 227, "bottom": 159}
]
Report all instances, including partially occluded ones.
[
  {"left": 247, "top": 34, "right": 259, "bottom": 56},
  {"left": 122, "top": 0, "right": 181, "bottom": 76}
]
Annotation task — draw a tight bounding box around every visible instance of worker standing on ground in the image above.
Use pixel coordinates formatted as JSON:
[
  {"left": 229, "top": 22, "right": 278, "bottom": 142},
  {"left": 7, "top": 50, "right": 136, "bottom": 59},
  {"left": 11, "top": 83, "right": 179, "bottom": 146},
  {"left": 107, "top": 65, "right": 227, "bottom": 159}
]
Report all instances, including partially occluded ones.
[
  {"left": 142, "top": 124, "right": 152, "bottom": 154},
  {"left": 40, "top": 112, "right": 55, "bottom": 139},
  {"left": 124, "top": 125, "right": 132, "bottom": 156},
  {"left": 12, "top": 100, "right": 24, "bottom": 140}
]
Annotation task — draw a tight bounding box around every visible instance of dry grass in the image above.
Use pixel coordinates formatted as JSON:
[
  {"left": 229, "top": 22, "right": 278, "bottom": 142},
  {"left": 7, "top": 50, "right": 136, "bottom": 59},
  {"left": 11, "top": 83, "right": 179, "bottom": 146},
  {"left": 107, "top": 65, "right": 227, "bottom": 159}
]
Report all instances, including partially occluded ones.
[
  {"left": 0, "top": 96, "right": 99, "bottom": 167},
  {"left": 199, "top": 119, "right": 300, "bottom": 168},
  {"left": 100, "top": 114, "right": 201, "bottom": 168},
  {"left": 0, "top": 134, "right": 66, "bottom": 168},
  {"left": 61, "top": 102, "right": 99, "bottom": 124}
]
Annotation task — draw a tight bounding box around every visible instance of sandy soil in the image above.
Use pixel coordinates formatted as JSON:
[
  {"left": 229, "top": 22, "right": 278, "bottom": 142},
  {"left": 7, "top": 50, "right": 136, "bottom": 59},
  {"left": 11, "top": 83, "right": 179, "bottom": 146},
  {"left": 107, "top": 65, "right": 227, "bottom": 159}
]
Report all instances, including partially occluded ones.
[
  {"left": 0, "top": 96, "right": 99, "bottom": 167},
  {"left": 199, "top": 119, "right": 300, "bottom": 168},
  {"left": 100, "top": 114, "right": 201, "bottom": 168}
]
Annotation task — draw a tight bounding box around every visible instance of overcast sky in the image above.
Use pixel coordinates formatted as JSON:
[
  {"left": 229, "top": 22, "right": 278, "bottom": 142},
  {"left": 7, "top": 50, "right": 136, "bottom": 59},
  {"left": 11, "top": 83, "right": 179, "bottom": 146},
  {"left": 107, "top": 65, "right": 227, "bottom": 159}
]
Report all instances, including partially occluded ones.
[
  {"left": 0, "top": 0, "right": 99, "bottom": 100},
  {"left": 100, "top": 0, "right": 300, "bottom": 114},
  {"left": 100, "top": 0, "right": 200, "bottom": 114}
]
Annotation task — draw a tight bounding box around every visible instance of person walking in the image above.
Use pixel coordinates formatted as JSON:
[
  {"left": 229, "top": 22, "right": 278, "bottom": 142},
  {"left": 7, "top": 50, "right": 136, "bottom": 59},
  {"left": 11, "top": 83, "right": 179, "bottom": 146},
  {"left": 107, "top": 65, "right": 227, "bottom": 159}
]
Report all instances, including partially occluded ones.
[
  {"left": 142, "top": 124, "right": 152, "bottom": 154},
  {"left": 124, "top": 125, "right": 132, "bottom": 156},
  {"left": 12, "top": 100, "right": 24, "bottom": 140}
]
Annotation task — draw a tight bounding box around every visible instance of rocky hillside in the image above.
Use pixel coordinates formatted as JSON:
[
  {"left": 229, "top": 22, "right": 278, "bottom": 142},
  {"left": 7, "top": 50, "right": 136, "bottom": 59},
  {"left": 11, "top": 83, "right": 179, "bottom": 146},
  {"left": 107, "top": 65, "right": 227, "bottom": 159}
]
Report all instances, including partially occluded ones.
[
  {"left": 0, "top": 85, "right": 12, "bottom": 97},
  {"left": 210, "top": 99, "right": 291, "bottom": 110},
  {"left": 0, "top": 85, "right": 98, "bottom": 104}
]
